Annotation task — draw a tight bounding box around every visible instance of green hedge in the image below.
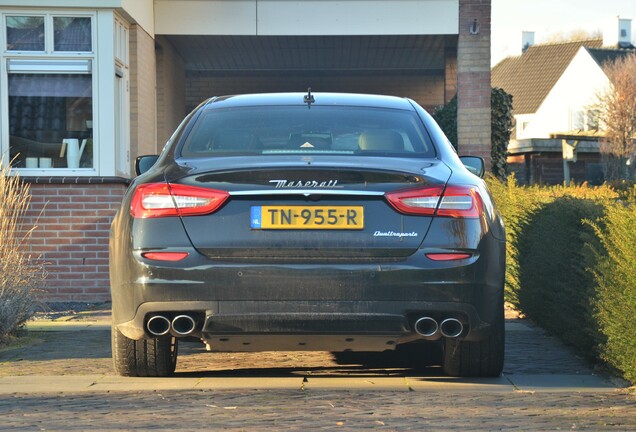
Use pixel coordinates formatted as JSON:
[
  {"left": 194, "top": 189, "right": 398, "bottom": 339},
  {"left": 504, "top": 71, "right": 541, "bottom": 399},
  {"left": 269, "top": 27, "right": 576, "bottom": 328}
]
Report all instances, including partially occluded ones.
[
  {"left": 589, "top": 204, "right": 636, "bottom": 383},
  {"left": 487, "top": 176, "right": 636, "bottom": 383}
]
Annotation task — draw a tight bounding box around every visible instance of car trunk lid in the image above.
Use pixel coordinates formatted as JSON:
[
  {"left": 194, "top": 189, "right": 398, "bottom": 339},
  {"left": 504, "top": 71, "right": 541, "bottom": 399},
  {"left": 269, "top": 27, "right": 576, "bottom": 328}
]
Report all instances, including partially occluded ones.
[{"left": 166, "top": 157, "right": 451, "bottom": 259}]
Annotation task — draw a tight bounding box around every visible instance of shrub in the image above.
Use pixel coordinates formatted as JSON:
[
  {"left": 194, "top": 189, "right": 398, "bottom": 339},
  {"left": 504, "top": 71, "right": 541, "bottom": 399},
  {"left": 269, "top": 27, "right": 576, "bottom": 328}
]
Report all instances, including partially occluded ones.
[
  {"left": 433, "top": 88, "right": 514, "bottom": 181},
  {"left": 0, "top": 161, "right": 45, "bottom": 342},
  {"left": 487, "top": 175, "right": 618, "bottom": 305},
  {"left": 432, "top": 95, "right": 457, "bottom": 149},
  {"left": 589, "top": 203, "right": 636, "bottom": 382},
  {"left": 491, "top": 88, "right": 513, "bottom": 181},
  {"left": 487, "top": 176, "right": 636, "bottom": 384},
  {"left": 514, "top": 197, "right": 604, "bottom": 353}
]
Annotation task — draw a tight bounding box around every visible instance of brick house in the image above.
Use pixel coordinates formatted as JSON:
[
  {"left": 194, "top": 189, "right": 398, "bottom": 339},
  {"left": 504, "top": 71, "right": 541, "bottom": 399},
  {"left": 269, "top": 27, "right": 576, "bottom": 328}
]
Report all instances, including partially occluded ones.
[
  {"left": 0, "top": 0, "right": 492, "bottom": 301},
  {"left": 492, "top": 18, "right": 635, "bottom": 185}
]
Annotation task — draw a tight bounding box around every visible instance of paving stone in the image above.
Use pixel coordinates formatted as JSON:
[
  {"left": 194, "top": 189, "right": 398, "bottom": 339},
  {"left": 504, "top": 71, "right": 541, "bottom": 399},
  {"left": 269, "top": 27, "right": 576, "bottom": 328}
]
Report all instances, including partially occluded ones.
[
  {"left": 0, "top": 390, "right": 635, "bottom": 431},
  {"left": 0, "top": 313, "right": 634, "bottom": 430}
]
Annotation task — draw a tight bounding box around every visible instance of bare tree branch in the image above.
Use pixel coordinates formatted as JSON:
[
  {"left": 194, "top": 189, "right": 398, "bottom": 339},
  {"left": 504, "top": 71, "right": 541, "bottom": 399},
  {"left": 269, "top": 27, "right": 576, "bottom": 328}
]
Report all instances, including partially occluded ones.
[{"left": 595, "top": 52, "right": 636, "bottom": 180}]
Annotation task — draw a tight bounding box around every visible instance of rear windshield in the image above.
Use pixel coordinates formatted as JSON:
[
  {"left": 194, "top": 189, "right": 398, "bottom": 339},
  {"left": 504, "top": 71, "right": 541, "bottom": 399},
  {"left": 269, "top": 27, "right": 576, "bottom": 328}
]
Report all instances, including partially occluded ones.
[{"left": 179, "top": 106, "right": 435, "bottom": 158}]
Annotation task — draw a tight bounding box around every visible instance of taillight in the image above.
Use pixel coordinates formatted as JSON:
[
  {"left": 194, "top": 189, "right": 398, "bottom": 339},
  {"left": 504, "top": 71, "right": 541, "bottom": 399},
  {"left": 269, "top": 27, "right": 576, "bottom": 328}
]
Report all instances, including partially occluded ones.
[
  {"left": 130, "top": 183, "right": 229, "bottom": 218},
  {"left": 386, "top": 185, "right": 483, "bottom": 218}
]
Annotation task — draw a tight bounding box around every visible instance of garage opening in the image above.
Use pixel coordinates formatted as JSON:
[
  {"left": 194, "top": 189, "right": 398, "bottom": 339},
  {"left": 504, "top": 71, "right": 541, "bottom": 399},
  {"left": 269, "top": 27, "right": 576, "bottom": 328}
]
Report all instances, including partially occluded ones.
[{"left": 155, "top": 34, "right": 458, "bottom": 143}]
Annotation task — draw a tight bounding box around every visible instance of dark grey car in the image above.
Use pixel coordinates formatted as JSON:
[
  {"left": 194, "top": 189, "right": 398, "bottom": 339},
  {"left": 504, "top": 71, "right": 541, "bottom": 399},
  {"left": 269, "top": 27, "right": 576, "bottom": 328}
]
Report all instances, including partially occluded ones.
[{"left": 109, "top": 92, "right": 506, "bottom": 377}]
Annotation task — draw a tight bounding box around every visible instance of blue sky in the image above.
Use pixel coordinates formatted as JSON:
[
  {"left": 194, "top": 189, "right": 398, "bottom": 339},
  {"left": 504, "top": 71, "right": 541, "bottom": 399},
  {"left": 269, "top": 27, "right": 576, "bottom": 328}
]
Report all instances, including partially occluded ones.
[{"left": 492, "top": 0, "right": 636, "bottom": 65}]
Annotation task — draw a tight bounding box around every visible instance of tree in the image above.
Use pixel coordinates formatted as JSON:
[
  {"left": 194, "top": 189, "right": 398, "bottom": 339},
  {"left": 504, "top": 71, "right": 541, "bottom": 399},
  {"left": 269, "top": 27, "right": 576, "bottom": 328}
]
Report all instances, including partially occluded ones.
[
  {"left": 433, "top": 88, "right": 514, "bottom": 180},
  {"left": 596, "top": 52, "right": 636, "bottom": 181},
  {"left": 491, "top": 88, "right": 513, "bottom": 180},
  {"left": 432, "top": 96, "right": 457, "bottom": 149},
  {"left": 542, "top": 29, "right": 602, "bottom": 44}
]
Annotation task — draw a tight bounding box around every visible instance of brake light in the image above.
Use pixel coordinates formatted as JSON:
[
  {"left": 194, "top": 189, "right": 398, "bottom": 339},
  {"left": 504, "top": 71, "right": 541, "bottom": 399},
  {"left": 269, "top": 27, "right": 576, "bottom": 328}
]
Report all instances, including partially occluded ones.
[
  {"left": 141, "top": 252, "right": 189, "bottom": 261},
  {"left": 130, "top": 183, "right": 229, "bottom": 218},
  {"left": 386, "top": 185, "right": 483, "bottom": 218}
]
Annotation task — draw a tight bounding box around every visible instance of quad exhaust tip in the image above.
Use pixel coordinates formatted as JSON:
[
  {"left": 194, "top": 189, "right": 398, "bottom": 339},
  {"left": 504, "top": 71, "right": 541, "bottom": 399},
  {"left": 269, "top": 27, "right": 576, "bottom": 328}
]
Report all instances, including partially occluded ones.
[
  {"left": 171, "top": 315, "right": 197, "bottom": 336},
  {"left": 147, "top": 314, "right": 197, "bottom": 337},
  {"left": 414, "top": 316, "right": 464, "bottom": 339},
  {"left": 414, "top": 316, "right": 439, "bottom": 337},
  {"left": 146, "top": 315, "right": 171, "bottom": 336},
  {"left": 440, "top": 318, "right": 464, "bottom": 338}
]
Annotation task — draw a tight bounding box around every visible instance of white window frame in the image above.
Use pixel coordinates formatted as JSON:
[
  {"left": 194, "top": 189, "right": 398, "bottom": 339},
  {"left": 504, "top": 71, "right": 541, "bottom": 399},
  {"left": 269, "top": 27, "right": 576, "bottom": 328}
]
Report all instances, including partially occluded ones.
[
  {"left": 586, "top": 109, "right": 600, "bottom": 131},
  {"left": 570, "top": 109, "right": 585, "bottom": 132},
  {"left": 0, "top": 9, "right": 101, "bottom": 176},
  {"left": 114, "top": 14, "right": 130, "bottom": 177},
  {"left": 4, "top": 12, "right": 95, "bottom": 55},
  {"left": 4, "top": 14, "right": 46, "bottom": 53},
  {"left": 569, "top": 108, "right": 601, "bottom": 133}
]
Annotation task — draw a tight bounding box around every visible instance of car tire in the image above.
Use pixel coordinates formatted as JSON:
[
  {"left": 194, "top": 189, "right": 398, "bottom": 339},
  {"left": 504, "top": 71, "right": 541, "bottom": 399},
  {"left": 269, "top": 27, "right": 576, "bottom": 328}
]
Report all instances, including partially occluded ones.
[
  {"left": 442, "top": 308, "right": 505, "bottom": 377},
  {"left": 111, "top": 326, "right": 178, "bottom": 377}
]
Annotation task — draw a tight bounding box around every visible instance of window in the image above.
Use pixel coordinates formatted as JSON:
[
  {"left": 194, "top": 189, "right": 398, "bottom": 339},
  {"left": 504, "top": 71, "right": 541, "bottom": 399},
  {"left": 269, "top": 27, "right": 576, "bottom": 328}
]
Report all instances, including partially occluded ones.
[
  {"left": 6, "top": 16, "right": 44, "bottom": 51},
  {"left": 2, "top": 13, "right": 95, "bottom": 172},
  {"left": 180, "top": 107, "right": 435, "bottom": 159},
  {"left": 570, "top": 108, "right": 600, "bottom": 132},
  {"left": 8, "top": 64, "right": 93, "bottom": 169},
  {"left": 587, "top": 109, "right": 600, "bottom": 131},
  {"left": 53, "top": 17, "right": 91, "bottom": 52},
  {"left": 5, "top": 14, "right": 92, "bottom": 53},
  {"left": 571, "top": 110, "right": 585, "bottom": 131}
]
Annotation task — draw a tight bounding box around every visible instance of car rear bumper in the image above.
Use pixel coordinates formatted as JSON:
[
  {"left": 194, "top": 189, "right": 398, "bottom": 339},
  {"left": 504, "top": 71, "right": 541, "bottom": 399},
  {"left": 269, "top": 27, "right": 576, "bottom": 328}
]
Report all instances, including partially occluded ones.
[
  {"left": 111, "top": 221, "right": 505, "bottom": 350},
  {"left": 116, "top": 298, "right": 496, "bottom": 351},
  {"left": 112, "top": 241, "right": 504, "bottom": 349}
]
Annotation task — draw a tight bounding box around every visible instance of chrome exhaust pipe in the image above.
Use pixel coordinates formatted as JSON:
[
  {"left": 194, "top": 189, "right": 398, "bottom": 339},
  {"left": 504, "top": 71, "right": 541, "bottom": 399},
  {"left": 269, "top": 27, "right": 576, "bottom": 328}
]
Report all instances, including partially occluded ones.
[
  {"left": 414, "top": 317, "right": 439, "bottom": 337},
  {"left": 440, "top": 318, "right": 464, "bottom": 338},
  {"left": 147, "top": 315, "right": 171, "bottom": 336},
  {"left": 171, "top": 315, "right": 196, "bottom": 336}
]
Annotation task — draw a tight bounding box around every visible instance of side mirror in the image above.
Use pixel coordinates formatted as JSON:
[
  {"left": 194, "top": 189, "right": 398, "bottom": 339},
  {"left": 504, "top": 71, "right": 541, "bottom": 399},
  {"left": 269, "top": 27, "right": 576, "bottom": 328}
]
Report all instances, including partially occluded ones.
[
  {"left": 459, "top": 156, "right": 485, "bottom": 178},
  {"left": 135, "top": 155, "right": 159, "bottom": 176}
]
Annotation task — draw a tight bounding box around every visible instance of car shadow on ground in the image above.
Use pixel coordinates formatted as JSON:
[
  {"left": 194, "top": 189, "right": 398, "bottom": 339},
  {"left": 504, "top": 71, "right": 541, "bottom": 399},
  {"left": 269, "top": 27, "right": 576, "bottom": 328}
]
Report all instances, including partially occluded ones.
[
  {"left": 1, "top": 317, "right": 597, "bottom": 380},
  {"left": 172, "top": 339, "right": 447, "bottom": 378}
]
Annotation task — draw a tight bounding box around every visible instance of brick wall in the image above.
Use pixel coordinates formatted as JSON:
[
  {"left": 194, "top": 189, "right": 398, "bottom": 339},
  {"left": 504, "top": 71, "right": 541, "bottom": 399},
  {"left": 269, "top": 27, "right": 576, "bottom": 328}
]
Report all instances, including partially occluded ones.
[
  {"left": 130, "top": 24, "right": 157, "bottom": 162},
  {"left": 22, "top": 180, "right": 127, "bottom": 302},
  {"left": 156, "top": 36, "right": 186, "bottom": 146},
  {"left": 457, "top": 0, "right": 492, "bottom": 166},
  {"left": 185, "top": 71, "right": 446, "bottom": 114}
]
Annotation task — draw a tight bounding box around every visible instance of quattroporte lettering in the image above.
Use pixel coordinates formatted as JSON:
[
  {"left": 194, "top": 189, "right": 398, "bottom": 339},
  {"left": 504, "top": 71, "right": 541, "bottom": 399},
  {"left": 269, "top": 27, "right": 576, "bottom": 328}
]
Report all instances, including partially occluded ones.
[{"left": 373, "top": 231, "right": 419, "bottom": 237}]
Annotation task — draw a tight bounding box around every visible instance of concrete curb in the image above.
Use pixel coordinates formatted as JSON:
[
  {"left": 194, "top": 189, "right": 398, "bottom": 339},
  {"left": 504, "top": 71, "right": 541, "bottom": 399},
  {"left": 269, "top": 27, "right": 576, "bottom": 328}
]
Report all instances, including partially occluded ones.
[{"left": 0, "top": 373, "right": 619, "bottom": 395}]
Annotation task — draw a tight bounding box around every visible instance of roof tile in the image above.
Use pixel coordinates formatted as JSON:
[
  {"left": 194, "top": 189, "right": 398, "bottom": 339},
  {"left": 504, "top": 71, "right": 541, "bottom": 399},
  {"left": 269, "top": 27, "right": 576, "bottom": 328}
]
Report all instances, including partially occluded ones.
[{"left": 492, "top": 39, "right": 603, "bottom": 115}]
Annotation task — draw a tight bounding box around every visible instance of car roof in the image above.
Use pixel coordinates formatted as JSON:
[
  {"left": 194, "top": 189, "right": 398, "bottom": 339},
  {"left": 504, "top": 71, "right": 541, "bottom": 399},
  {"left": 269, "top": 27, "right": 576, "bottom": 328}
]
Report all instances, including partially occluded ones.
[{"left": 202, "top": 92, "right": 415, "bottom": 111}]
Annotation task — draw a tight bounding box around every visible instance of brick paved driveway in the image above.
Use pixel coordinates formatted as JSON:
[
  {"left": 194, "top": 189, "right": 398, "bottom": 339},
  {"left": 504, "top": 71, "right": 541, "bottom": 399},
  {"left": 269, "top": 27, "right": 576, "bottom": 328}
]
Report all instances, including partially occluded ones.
[{"left": 0, "top": 313, "right": 635, "bottom": 430}]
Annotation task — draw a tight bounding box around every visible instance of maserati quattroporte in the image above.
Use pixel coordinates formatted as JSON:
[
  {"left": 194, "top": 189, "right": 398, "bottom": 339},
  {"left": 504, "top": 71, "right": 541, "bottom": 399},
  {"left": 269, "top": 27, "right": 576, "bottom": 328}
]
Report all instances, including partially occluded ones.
[{"left": 109, "top": 92, "right": 506, "bottom": 377}]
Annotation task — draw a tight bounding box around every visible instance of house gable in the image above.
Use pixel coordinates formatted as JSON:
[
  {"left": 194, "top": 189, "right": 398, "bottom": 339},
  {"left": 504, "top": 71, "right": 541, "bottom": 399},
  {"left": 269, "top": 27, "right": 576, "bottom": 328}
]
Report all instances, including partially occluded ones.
[
  {"left": 518, "top": 47, "right": 609, "bottom": 140},
  {"left": 492, "top": 39, "right": 603, "bottom": 116}
]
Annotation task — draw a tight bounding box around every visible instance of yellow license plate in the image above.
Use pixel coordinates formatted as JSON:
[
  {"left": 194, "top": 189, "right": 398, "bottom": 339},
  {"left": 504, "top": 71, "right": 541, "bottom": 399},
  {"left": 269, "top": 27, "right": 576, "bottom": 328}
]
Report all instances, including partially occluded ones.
[{"left": 250, "top": 206, "right": 364, "bottom": 229}]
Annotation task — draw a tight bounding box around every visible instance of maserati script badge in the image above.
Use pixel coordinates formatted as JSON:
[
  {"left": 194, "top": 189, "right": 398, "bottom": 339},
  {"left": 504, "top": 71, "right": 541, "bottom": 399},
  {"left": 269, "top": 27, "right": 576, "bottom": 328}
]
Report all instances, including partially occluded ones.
[{"left": 269, "top": 179, "right": 341, "bottom": 188}]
